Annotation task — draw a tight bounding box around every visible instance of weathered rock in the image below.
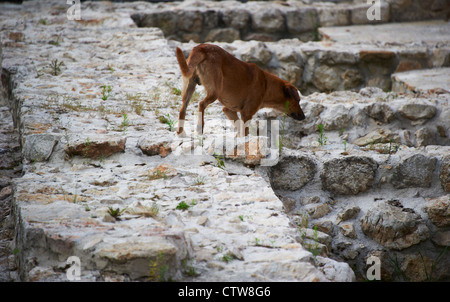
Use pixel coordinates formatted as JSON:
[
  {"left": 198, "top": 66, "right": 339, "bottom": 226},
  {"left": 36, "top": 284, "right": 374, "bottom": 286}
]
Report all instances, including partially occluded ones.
[
  {"left": 205, "top": 28, "right": 240, "bottom": 43},
  {"left": 285, "top": 7, "right": 318, "bottom": 33},
  {"left": 251, "top": 8, "right": 285, "bottom": 33},
  {"left": 221, "top": 8, "right": 250, "bottom": 29},
  {"left": 138, "top": 136, "right": 172, "bottom": 158},
  {"left": 177, "top": 10, "right": 203, "bottom": 33},
  {"left": 340, "top": 223, "right": 357, "bottom": 239},
  {"left": 391, "top": 154, "right": 437, "bottom": 189},
  {"left": 352, "top": 128, "right": 399, "bottom": 147},
  {"left": 425, "top": 195, "right": 450, "bottom": 228},
  {"left": 0, "top": 186, "right": 12, "bottom": 201},
  {"left": 313, "top": 220, "right": 335, "bottom": 236},
  {"left": 363, "top": 102, "right": 396, "bottom": 123},
  {"left": 319, "top": 104, "right": 352, "bottom": 131},
  {"left": 300, "top": 196, "right": 320, "bottom": 206},
  {"left": 240, "top": 42, "right": 273, "bottom": 66},
  {"left": 317, "top": 6, "right": 350, "bottom": 27},
  {"left": 361, "top": 202, "right": 430, "bottom": 250},
  {"left": 336, "top": 206, "right": 360, "bottom": 224},
  {"left": 270, "top": 154, "right": 316, "bottom": 191},
  {"left": 278, "top": 64, "right": 303, "bottom": 88},
  {"left": 431, "top": 230, "right": 450, "bottom": 247},
  {"left": 399, "top": 102, "right": 437, "bottom": 121},
  {"left": 341, "top": 69, "right": 363, "bottom": 90},
  {"left": 305, "top": 203, "right": 331, "bottom": 219},
  {"left": 321, "top": 156, "right": 377, "bottom": 195},
  {"left": 315, "top": 256, "right": 355, "bottom": 282},
  {"left": 312, "top": 65, "right": 340, "bottom": 92},
  {"left": 23, "top": 134, "right": 58, "bottom": 162},
  {"left": 298, "top": 227, "right": 332, "bottom": 254},
  {"left": 440, "top": 155, "right": 450, "bottom": 192},
  {"left": 65, "top": 137, "right": 126, "bottom": 159},
  {"left": 415, "top": 127, "right": 436, "bottom": 147}
]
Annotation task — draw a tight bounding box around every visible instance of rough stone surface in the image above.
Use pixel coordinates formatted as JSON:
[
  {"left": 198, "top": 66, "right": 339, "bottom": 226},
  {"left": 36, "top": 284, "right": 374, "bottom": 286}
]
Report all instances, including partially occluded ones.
[
  {"left": 425, "top": 195, "right": 450, "bottom": 228},
  {"left": 440, "top": 155, "right": 450, "bottom": 192},
  {"left": 65, "top": 137, "right": 127, "bottom": 159},
  {"left": 23, "top": 134, "right": 58, "bottom": 162},
  {"left": 363, "top": 103, "right": 395, "bottom": 124},
  {"left": 321, "top": 157, "right": 377, "bottom": 195},
  {"left": 270, "top": 155, "right": 316, "bottom": 191},
  {"left": 391, "top": 154, "right": 437, "bottom": 189},
  {"left": 361, "top": 202, "right": 430, "bottom": 250},
  {"left": 399, "top": 102, "right": 437, "bottom": 121}
]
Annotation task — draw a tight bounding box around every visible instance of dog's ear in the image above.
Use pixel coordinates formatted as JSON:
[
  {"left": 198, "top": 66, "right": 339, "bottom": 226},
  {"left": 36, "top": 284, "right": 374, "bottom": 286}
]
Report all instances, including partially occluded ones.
[{"left": 283, "top": 84, "right": 300, "bottom": 102}]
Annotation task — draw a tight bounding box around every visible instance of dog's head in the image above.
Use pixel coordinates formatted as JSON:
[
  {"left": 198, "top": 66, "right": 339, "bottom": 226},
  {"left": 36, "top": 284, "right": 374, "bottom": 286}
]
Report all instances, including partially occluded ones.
[{"left": 282, "top": 84, "right": 305, "bottom": 121}]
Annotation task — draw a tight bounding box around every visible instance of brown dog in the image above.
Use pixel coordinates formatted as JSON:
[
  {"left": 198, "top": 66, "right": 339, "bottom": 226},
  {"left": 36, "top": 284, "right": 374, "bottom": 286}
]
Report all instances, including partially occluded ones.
[{"left": 175, "top": 44, "right": 305, "bottom": 136}]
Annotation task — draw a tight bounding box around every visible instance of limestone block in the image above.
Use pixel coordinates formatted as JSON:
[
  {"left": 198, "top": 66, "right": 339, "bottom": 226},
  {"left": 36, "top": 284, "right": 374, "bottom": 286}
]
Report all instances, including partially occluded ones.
[
  {"left": 285, "top": 7, "right": 318, "bottom": 33},
  {"left": 363, "top": 102, "right": 396, "bottom": 123},
  {"left": 361, "top": 201, "right": 430, "bottom": 250},
  {"left": 270, "top": 154, "right": 317, "bottom": 191},
  {"left": 251, "top": 8, "right": 286, "bottom": 33},
  {"left": 440, "top": 155, "right": 450, "bottom": 192},
  {"left": 23, "top": 134, "right": 59, "bottom": 162},
  {"left": 425, "top": 195, "right": 450, "bottom": 228},
  {"left": 391, "top": 154, "right": 437, "bottom": 189},
  {"left": 205, "top": 28, "right": 240, "bottom": 43},
  {"left": 399, "top": 102, "right": 437, "bottom": 121},
  {"left": 321, "top": 156, "right": 377, "bottom": 195},
  {"left": 65, "top": 136, "right": 126, "bottom": 159},
  {"left": 221, "top": 8, "right": 250, "bottom": 29}
]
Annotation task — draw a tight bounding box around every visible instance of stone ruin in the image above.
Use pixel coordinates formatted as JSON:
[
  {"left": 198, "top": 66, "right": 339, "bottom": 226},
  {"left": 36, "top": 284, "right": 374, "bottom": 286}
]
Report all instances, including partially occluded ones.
[{"left": 0, "top": 0, "right": 449, "bottom": 282}]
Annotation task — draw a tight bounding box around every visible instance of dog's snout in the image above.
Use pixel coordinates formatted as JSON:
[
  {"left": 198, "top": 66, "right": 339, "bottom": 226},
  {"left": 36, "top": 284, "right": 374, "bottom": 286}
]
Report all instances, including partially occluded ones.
[{"left": 291, "top": 112, "right": 306, "bottom": 121}]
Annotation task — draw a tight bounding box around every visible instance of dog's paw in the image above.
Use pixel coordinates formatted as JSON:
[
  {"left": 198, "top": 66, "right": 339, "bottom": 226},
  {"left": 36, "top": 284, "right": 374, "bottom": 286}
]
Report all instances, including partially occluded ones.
[{"left": 177, "top": 128, "right": 187, "bottom": 138}]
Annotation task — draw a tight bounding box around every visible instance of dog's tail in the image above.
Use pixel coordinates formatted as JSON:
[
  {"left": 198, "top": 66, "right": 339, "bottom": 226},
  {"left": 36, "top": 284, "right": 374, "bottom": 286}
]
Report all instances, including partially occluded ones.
[{"left": 176, "top": 47, "right": 205, "bottom": 79}]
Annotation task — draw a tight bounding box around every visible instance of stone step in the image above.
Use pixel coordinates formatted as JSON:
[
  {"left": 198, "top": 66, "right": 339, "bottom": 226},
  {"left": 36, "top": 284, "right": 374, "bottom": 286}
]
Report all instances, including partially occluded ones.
[
  {"left": 392, "top": 67, "right": 450, "bottom": 94},
  {"left": 319, "top": 20, "right": 450, "bottom": 45}
]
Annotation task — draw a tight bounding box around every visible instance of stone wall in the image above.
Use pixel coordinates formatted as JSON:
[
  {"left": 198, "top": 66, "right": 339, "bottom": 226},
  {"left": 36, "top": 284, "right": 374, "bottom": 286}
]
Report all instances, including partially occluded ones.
[
  {"left": 132, "top": 0, "right": 449, "bottom": 43},
  {"left": 262, "top": 89, "right": 450, "bottom": 281}
]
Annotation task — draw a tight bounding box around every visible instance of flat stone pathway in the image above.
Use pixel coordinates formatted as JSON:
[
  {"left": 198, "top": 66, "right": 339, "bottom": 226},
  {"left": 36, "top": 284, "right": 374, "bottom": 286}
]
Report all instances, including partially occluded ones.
[{"left": 320, "top": 20, "right": 450, "bottom": 45}]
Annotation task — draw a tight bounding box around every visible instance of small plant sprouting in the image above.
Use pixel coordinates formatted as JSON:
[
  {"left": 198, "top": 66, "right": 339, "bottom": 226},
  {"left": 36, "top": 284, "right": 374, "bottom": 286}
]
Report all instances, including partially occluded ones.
[
  {"left": 148, "top": 169, "right": 168, "bottom": 181},
  {"left": 107, "top": 206, "right": 127, "bottom": 220},
  {"left": 149, "top": 252, "right": 169, "bottom": 282},
  {"left": 194, "top": 175, "right": 205, "bottom": 185},
  {"left": 183, "top": 259, "right": 199, "bottom": 277},
  {"left": 172, "top": 87, "right": 182, "bottom": 96},
  {"left": 317, "top": 124, "right": 327, "bottom": 146},
  {"left": 176, "top": 201, "right": 190, "bottom": 211},
  {"left": 101, "top": 85, "right": 112, "bottom": 101},
  {"left": 310, "top": 225, "right": 320, "bottom": 260},
  {"left": 213, "top": 153, "right": 225, "bottom": 169},
  {"left": 121, "top": 113, "right": 129, "bottom": 132},
  {"left": 50, "top": 59, "right": 64, "bottom": 76},
  {"left": 162, "top": 113, "right": 177, "bottom": 131}
]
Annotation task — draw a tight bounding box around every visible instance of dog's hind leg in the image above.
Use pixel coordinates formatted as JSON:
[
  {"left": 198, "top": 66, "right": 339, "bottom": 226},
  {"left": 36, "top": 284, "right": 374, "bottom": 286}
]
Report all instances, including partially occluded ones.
[
  {"left": 177, "top": 77, "right": 197, "bottom": 136},
  {"left": 197, "top": 94, "right": 217, "bottom": 135}
]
